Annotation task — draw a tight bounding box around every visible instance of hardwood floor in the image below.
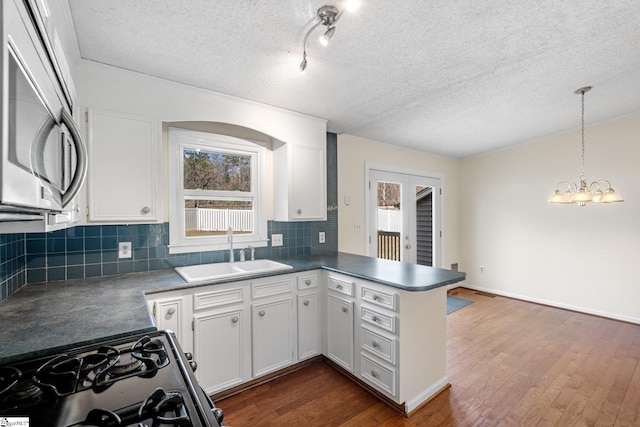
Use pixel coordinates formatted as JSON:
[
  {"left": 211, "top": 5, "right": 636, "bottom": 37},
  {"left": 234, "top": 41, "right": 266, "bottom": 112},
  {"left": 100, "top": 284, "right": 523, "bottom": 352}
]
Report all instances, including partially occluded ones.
[{"left": 216, "top": 288, "right": 640, "bottom": 426}]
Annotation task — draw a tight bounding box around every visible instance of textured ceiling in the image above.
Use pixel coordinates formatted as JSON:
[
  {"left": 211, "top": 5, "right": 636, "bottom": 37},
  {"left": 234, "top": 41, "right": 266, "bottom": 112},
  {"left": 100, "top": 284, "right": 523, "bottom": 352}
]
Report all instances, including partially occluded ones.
[{"left": 67, "top": 0, "right": 640, "bottom": 159}]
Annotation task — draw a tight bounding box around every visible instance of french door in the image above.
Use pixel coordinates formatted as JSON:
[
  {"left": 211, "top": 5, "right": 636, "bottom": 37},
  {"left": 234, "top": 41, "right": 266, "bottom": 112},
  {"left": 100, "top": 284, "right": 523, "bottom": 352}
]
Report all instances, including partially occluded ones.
[{"left": 368, "top": 169, "right": 441, "bottom": 266}]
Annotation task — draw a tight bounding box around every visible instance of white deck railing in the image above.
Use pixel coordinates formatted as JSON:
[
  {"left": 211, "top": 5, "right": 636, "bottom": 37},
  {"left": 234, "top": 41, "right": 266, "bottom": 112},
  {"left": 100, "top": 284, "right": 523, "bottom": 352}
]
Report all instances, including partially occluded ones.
[{"left": 185, "top": 208, "right": 254, "bottom": 232}]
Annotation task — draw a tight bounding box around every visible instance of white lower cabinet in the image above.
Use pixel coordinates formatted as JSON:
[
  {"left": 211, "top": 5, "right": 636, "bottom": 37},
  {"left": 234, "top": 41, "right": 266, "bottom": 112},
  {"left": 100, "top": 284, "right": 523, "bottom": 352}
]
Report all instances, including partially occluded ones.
[
  {"left": 297, "top": 292, "right": 319, "bottom": 360},
  {"left": 326, "top": 293, "right": 354, "bottom": 372},
  {"left": 251, "top": 297, "right": 294, "bottom": 377},
  {"left": 150, "top": 296, "right": 188, "bottom": 348},
  {"left": 193, "top": 307, "right": 247, "bottom": 394}
]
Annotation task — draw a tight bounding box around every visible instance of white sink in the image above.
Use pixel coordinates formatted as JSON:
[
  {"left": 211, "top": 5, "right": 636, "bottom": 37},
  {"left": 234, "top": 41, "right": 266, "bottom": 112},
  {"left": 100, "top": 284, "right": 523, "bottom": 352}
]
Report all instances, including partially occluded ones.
[{"left": 175, "top": 259, "right": 293, "bottom": 283}]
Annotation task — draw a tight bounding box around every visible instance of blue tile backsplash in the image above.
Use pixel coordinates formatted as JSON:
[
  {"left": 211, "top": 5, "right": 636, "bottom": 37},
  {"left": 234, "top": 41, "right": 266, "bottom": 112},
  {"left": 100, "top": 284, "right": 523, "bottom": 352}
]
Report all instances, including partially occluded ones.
[{"left": 0, "top": 133, "right": 338, "bottom": 302}]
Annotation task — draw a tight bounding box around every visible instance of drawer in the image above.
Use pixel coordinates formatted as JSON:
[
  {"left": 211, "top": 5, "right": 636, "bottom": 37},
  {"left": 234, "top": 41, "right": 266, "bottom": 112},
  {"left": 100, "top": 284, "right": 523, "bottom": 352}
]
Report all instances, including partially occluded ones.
[
  {"left": 327, "top": 276, "right": 354, "bottom": 297},
  {"left": 361, "top": 354, "right": 396, "bottom": 397},
  {"left": 361, "top": 286, "right": 397, "bottom": 312},
  {"left": 361, "top": 326, "right": 396, "bottom": 365},
  {"left": 194, "top": 287, "right": 244, "bottom": 311},
  {"left": 297, "top": 274, "right": 318, "bottom": 290},
  {"left": 361, "top": 306, "right": 396, "bottom": 333},
  {"left": 251, "top": 277, "right": 292, "bottom": 299}
]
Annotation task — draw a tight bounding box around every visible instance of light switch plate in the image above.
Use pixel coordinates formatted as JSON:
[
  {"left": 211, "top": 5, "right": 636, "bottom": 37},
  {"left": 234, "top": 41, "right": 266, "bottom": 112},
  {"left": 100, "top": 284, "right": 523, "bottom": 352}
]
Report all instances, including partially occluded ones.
[{"left": 272, "top": 234, "right": 283, "bottom": 247}]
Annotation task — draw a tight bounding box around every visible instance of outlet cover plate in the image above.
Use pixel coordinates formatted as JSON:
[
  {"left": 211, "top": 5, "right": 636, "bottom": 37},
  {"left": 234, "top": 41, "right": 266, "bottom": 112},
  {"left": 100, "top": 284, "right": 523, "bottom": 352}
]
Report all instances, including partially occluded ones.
[
  {"left": 118, "top": 242, "right": 132, "bottom": 259},
  {"left": 272, "top": 234, "right": 283, "bottom": 247},
  {"left": 319, "top": 232, "right": 325, "bottom": 243}
]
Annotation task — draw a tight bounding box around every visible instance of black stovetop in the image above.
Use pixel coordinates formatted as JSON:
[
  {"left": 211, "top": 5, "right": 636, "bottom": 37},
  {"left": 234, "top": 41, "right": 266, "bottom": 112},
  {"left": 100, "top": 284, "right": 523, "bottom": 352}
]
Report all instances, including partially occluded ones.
[{"left": 0, "top": 331, "right": 220, "bottom": 427}]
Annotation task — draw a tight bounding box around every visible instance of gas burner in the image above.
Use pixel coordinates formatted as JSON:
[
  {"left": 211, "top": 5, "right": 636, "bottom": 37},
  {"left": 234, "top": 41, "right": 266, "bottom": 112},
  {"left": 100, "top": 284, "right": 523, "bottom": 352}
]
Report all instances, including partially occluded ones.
[
  {"left": 35, "top": 354, "right": 81, "bottom": 396},
  {"left": 7, "top": 379, "right": 43, "bottom": 403},
  {"left": 92, "top": 336, "right": 169, "bottom": 391},
  {"left": 0, "top": 366, "right": 21, "bottom": 398},
  {"left": 79, "top": 388, "right": 189, "bottom": 427}
]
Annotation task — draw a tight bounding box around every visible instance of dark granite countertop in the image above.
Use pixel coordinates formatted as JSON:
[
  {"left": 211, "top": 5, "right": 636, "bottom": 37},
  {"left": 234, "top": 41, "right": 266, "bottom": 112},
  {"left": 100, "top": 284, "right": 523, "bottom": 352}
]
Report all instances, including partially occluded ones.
[{"left": 0, "top": 252, "right": 465, "bottom": 364}]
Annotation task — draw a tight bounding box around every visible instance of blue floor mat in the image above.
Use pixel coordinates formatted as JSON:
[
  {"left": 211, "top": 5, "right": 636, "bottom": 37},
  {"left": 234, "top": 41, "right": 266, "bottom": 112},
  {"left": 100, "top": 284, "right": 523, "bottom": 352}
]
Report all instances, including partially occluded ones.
[{"left": 447, "top": 295, "right": 473, "bottom": 314}]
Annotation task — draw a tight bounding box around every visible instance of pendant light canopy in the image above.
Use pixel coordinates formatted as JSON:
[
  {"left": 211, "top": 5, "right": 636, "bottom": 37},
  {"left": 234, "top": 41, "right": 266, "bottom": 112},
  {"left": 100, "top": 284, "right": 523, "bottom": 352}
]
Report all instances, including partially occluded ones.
[{"left": 547, "top": 87, "right": 623, "bottom": 207}]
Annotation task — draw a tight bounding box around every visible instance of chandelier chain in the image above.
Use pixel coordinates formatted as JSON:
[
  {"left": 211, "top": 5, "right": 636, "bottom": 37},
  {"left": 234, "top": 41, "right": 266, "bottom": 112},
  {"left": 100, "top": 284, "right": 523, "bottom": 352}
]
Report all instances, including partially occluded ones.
[{"left": 580, "top": 90, "right": 585, "bottom": 181}]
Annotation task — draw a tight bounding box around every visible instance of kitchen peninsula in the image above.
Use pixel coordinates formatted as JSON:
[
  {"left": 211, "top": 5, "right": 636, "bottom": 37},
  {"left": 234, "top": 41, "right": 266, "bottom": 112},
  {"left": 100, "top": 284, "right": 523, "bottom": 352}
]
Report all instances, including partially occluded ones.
[{"left": 0, "top": 252, "right": 465, "bottom": 415}]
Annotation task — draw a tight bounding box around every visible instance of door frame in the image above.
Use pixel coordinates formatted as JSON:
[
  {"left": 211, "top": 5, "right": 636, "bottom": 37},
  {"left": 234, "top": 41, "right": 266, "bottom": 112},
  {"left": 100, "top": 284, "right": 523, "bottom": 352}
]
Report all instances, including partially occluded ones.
[{"left": 364, "top": 162, "right": 444, "bottom": 267}]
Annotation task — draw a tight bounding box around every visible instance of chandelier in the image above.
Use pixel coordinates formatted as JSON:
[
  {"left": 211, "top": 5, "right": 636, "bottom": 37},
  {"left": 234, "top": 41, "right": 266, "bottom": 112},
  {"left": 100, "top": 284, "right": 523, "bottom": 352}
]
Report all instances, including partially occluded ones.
[{"left": 547, "top": 86, "right": 623, "bottom": 206}]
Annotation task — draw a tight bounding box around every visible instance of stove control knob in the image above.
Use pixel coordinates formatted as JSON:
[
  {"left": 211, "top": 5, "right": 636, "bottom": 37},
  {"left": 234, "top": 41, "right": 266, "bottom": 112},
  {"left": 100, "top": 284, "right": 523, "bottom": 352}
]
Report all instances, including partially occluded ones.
[
  {"left": 184, "top": 352, "right": 193, "bottom": 361},
  {"left": 189, "top": 360, "right": 198, "bottom": 372},
  {"left": 212, "top": 407, "right": 224, "bottom": 424}
]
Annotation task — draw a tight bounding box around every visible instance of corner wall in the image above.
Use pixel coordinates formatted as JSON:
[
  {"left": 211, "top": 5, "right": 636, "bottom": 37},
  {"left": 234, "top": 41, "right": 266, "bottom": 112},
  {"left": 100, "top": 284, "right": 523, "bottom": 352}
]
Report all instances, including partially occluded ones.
[{"left": 459, "top": 112, "right": 640, "bottom": 322}]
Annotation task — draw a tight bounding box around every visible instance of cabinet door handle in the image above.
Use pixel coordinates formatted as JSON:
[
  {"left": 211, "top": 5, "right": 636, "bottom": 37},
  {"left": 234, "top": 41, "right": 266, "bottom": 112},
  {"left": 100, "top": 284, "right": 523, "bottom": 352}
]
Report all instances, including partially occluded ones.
[
  {"left": 231, "top": 316, "right": 239, "bottom": 324},
  {"left": 341, "top": 306, "right": 348, "bottom": 313},
  {"left": 167, "top": 307, "right": 176, "bottom": 315},
  {"left": 141, "top": 206, "right": 151, "bottom": 214},
  {"left": 372, "top": 341, "right": 379, "bottom": 348},
  {"left": 305, "top": 279, "right": 311, "bottom": 286},
  {"left": 371, "top": 370, "right": 378, "bottom": 378},
  {"left": 297, "top": 208, "right": 302, "bottom": 214},
  {"left": 258, "top": 310, "right": 266, "bottom": 317},
  {"left": 303, "top": 300, "right": 310, "bottom": 306},
  {"left": 371, "top": 315, "right": 378, "bottom": 322}
]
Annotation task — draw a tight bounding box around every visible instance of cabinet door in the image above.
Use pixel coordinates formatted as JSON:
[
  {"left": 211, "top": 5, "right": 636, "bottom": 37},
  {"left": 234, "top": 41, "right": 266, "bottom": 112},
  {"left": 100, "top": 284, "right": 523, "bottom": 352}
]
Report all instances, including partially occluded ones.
[
  {"left": 152, "top": 296, "right": 186, "bottom": 346},
  {"left": 297, "top": 292, "right": 319, "bottom": 360},
  {"left": 290, "top": 145, "right": 326, "bottom": 220},
  {"left": 327, "top": 294, "right": 354, "bottom": 372},
  {"left": 193, "top": 308, "right": 246, "bottom": 394},
  {"left": 87, "top": 109, "right": 161, "bottom": 222},
  {"left": 252, "top": 298, "right": 294, "bottom": 377}
]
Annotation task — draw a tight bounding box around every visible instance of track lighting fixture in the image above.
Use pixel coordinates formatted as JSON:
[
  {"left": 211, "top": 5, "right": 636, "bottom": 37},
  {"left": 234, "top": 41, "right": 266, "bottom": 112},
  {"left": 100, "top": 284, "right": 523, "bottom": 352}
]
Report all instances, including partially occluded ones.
[{"left": 299, "top": 1, "right": 359, "bottom": 72}]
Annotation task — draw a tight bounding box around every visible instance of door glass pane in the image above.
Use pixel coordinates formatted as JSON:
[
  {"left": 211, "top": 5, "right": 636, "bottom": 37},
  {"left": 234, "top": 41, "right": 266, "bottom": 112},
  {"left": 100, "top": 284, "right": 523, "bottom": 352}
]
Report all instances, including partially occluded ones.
[
  {"left": 183, "top": 149, "right": 251, "bottom": 191},
  {"left": 415, "top": 185, "right": 433, "bottom": 266},
  {"left": 184, "top": 199, "right": 253, "bottom": 238},
  {"left": 377, "top": 181, "right": 401, "bottom": 261}
]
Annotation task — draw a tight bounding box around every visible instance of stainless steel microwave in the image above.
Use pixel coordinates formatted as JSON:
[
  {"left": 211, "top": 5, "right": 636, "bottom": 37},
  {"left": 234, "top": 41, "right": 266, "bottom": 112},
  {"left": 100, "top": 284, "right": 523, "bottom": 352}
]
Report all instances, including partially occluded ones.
[{"left": 0, "top": 0, "right": 87, "bottom": 220}]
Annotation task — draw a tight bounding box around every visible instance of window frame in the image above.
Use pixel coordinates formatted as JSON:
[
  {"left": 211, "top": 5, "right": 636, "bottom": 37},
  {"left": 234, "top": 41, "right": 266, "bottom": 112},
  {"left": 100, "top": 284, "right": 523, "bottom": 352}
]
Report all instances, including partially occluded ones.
[{"left": 168, "top": 127, "right": 268, "bottom": 254}]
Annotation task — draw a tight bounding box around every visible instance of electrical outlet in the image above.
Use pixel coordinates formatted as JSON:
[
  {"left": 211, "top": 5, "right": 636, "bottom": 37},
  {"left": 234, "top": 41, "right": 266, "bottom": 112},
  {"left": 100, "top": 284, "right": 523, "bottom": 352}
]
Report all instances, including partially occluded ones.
[
  {"left": 119, "top": 242, "right": 132, "bottom": 259},
  {"left": 319, "top": 231, "right": 325, "bottom": 243},
  {"left": 480, "top": 266, "right": 485, "bottom": 273},
  {"left": 354, "top": 222, "right": 362, "bottom": 233},
  {"left": 272, "top": 234, "right": 283, "bottom": 247}
]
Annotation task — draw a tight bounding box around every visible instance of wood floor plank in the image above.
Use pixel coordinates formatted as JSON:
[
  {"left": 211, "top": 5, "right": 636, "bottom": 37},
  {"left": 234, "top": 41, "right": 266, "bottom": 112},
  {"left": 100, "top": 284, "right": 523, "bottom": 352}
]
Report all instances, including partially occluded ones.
[{"left": 216, "top": 288, "right": 640, "bottom": 426}]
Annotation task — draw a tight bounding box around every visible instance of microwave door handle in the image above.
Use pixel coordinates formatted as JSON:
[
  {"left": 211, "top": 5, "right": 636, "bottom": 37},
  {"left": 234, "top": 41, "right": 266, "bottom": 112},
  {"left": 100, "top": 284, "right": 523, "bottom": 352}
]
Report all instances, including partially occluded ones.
[{"left": 60, "top": 109, "right": 87, "bottom": 208}]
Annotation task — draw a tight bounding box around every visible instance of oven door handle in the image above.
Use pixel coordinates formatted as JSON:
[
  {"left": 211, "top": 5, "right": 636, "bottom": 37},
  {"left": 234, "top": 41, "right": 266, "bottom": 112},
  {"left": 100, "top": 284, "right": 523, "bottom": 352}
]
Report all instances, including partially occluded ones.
[{"left": 60, "top": 108, "right": 87, "bottom": 208}]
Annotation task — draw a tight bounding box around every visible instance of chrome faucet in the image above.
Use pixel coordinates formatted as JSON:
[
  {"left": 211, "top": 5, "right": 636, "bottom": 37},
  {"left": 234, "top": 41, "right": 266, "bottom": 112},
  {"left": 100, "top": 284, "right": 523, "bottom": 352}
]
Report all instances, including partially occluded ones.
[
  {"left": 249, "top": 246, "right": 255, "bottom": 261},
  {"left": 227, "top": 226, "right": 234, "bottom": 262},
  {"left": 239, "top": 247, "right": 245, "bottom": 262}
]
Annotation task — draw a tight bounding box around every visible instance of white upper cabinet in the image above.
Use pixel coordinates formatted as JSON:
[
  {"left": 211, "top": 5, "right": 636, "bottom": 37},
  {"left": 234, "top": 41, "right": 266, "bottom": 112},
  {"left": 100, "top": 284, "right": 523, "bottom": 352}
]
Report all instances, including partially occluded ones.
[
  {"left": 86, "top": 109, "right": 162, "bottom": 223},
  {"left": 273, "top": 142, "right": 327, "bottom": 221}
]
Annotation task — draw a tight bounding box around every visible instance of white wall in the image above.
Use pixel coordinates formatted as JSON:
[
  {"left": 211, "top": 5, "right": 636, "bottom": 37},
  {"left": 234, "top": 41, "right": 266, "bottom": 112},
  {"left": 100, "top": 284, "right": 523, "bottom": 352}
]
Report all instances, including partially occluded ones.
[
  {"left": 337, "top": 134, "right": 461, "bottom": 269},
  {"left": 460, "top": 112, "right": 640, "bottom": 323}
]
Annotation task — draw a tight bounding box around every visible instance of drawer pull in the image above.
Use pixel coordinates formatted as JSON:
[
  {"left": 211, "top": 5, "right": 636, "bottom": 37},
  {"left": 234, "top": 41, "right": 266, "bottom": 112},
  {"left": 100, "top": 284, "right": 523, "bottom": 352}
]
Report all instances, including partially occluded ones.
[
  {"left": 371, "top": 370, "right": 378, "bottom": 378},
  {"left": 305, "top": 279, "right": 311, "bottom": 286},
  {"left": 258, "top": 310, "right": 266, "bottom": 317},
  {"left": 341, "top": 306, "right": 348, "bottom": 313},
  {"left": 303, "top": 300, "right": 310, "bottom": 306},
  {"left": 336, "top": 283, "right": 343, "bottom": 290},
  {"left": 231, "top": 316, "right": 239, "bottom": 324},
  {"left": 167, "top": 307, "right": 176, "bottom": 315},
  {"left": 371, "top": 315, "right": 378, "bottom": 322},
  {"left": 372, "top": 294, "right": 379, "bottom": 301},
  {"left": 372, "top": 341, "right": 379, "bottom": 348}
]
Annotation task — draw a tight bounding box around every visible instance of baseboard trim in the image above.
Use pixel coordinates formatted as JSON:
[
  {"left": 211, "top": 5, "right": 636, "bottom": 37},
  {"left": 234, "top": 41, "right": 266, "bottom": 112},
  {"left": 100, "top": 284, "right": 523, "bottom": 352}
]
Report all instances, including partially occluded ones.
[
  {"left": 455, "top": 284, "right": 640, "bottom": 325},
  {"left": 405, "top": 376, "right": 450, "bottom": 414},
  {"left": 209, "top": 355, "right": 324, "bottom": 401}
]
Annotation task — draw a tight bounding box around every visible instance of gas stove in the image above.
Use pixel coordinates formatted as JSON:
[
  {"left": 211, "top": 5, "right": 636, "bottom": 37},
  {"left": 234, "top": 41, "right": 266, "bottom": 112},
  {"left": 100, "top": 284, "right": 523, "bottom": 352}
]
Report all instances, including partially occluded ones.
[{"left": 0, "top": 331, "right": 223, "bottom": 427}]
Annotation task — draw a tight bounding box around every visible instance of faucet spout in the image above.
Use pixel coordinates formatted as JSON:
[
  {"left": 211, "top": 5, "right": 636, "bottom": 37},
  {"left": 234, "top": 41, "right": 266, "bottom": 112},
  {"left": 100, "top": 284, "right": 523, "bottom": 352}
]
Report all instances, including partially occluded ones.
[{"left": 227, "top": 226, "right": 234, "bottom": 262}]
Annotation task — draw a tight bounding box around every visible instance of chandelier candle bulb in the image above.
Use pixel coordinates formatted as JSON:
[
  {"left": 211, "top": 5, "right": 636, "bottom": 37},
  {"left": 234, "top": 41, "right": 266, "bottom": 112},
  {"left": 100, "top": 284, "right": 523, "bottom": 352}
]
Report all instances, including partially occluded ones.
[{"left": 548, "top": 86, "right": 624, "bottom": 206}]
